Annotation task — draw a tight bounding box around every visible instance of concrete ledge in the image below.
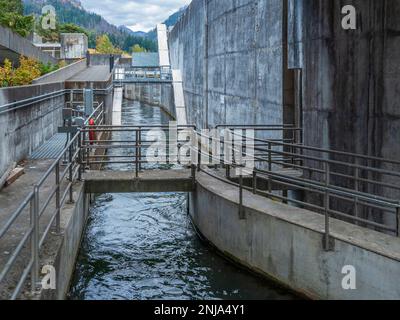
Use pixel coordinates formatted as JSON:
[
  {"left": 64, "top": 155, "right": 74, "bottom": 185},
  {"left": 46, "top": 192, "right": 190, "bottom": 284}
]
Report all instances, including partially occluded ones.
[
  {"left": 32, "top": 59, "right": 87, "bottom": 85},
  {"left": 84, "top": 169, "right": 193, "bottom": 193},
  {"left": 39, "top": 182, "right": 89, "bottom": 300},
  {"left": 190, "top": 172, "right": 400, "bottom": 299},
  {"left": 0, "top": 25, "right": 57, "bottom": 65}
]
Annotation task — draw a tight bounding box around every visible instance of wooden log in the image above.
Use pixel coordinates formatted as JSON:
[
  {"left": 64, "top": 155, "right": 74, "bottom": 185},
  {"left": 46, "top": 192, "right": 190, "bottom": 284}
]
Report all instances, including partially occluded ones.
[
  {"left": 5, "top": 167, "right": 25, "bottom": 187},
  {"left": 0, "top": 162, "right": 16, "bottom": 190}
]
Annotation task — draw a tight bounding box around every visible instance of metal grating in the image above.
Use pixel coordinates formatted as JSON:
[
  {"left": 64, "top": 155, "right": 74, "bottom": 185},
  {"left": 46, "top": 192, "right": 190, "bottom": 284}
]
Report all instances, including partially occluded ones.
[{"left": 29, "top": 133, "right": 68, "bottom": 160}]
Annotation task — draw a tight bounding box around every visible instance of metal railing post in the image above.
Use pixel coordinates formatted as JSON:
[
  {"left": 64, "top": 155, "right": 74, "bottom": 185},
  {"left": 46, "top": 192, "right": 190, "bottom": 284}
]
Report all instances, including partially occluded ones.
[
  {"left": 31, "top": 186, "right": 39, "bottom": 293},
  {"left": 191, "top": 164, "right": 196, "bottom": 190},
  {"left": 78, "top": 132, "right": 83, "bottom": 181},
  {"left": 68, "top": 143, "right": 74, "bottom": 203},
  {"left": 239, "top": 173, "right": 245, "bottom": 219},
  {"left": 268, "top": 142, "right": 272, "bottom": 171},
  {"left": 396, "top": 206, "right": 400, "bottom": 237},
  {"left": 324, "top": 162, "right": 332, "bottom": 251},
  {"left": 138, "top": 129, "right": 142, "bottom": 172},
  {"left": 135, "top": 129, "right": 139, "bottom": 178},
  {"left": 197, "top": 139, "right": 201, "bottom": 172},
  {"left": 252, "top": 170, "right": 257, "bottom": 194},
  {"left": 354, "top": 166, "right": 360, "bottom": 225},
  {"left": 55, "top": 160, "right": 61, "bottom": 233}
]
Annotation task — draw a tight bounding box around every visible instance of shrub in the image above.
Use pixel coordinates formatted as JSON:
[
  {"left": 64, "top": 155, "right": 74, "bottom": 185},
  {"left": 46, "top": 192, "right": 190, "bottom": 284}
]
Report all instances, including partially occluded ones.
[
  {"left": 12, "top": 56, "right": 41, "bottom": 86},
  {"left": 0, "top": 12, "right": 34, "bottom": 37},
  {"left": 0, "top": 59, "right": 13, "bottom": 87}
]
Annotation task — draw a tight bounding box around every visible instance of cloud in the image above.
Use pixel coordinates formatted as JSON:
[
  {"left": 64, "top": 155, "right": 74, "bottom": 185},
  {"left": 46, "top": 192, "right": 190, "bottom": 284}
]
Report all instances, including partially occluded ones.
[{"left": 80, "top": 0, "right": 190, "bottom": 31}]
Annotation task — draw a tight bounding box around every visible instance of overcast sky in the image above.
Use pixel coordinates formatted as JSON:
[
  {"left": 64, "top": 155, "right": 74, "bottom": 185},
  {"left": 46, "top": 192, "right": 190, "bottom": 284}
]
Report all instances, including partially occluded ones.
[{"left": 80, "top": 0, "right": 191, "bottom": 32}]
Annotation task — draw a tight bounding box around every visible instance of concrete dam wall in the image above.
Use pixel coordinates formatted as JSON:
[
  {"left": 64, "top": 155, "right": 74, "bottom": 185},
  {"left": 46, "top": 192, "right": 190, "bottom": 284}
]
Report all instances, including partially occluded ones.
[
  {"left": 168, "top": 0, "right": 285, "bottom": 130},
  {"left": 169, "top": 0, "right": 400, "bottom": 228},
  {"left": 124, "top": 83, "right": 176, "bottom": 119}
]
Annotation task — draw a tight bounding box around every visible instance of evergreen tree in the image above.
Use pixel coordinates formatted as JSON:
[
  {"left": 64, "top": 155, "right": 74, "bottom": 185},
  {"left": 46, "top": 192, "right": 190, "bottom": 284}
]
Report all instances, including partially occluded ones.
[{"left": 0, "top": 0, "right": 34, "bottom": 37}]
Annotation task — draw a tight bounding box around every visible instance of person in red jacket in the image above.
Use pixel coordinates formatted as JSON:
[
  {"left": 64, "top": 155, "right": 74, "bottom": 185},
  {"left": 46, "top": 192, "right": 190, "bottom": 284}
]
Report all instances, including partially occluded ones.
[{"left": 89, "top": 118, "right": 96, "bottom": 145}]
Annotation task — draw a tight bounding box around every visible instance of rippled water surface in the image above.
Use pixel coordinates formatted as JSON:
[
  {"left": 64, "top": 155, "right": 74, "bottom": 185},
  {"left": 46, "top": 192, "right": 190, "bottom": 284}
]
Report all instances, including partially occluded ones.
[{"left": 68, "top": 99, "right": 296, "bottom": 300}]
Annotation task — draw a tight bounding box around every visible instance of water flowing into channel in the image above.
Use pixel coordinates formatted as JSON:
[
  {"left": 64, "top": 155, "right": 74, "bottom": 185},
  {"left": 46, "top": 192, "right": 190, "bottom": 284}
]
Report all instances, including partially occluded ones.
[{"left": 68, "top": 99, "right": 296, "bottom": 300}]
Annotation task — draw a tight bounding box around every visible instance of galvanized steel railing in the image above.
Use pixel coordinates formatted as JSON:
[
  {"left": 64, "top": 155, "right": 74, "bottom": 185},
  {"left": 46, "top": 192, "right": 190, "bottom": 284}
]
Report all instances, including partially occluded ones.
[
  {"left": 1, "top": 123, "right": 400, "bottom": 299},
  {"left": 0, "top": 102, "right": 105, "bottom": 300}
]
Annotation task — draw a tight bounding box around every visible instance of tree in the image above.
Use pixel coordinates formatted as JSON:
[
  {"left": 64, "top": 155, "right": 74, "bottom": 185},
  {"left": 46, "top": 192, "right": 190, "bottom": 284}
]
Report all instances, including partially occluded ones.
[
  {"left": 0, "top": 0, "right": 23, "bottom": 15},
  {"left": 0, "top": 0, "right": 34, "bottom": 37},
  {"left": 123, "top": 35, "right": 157, "bottom": 53},
  {"left": 96, "top": 34, "right": 123, "bottom": 54},
  {"left": 132, "top": 44, "right": 146, "bottom": 53},
  {"left": 59, "top": 23, "right": 88, "bottom": 36}
]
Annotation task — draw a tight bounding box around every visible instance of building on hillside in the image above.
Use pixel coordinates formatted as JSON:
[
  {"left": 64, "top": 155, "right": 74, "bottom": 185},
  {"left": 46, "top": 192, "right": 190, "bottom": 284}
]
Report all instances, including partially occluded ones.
[
  {"left": 32, "top": 33, "right": 61, "bottom": 59},
  {"left": 60, "top": 33, "right": 88, "bottom": 60},
  {"left": 32, "top": 33, "right": 88, "bottom": 61}
]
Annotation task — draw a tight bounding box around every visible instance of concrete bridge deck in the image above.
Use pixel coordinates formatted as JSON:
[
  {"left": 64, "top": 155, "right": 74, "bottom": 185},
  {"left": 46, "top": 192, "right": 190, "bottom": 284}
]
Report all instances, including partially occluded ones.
[{"left": 84, "top": 169, "right": 194, "bottom": 194}]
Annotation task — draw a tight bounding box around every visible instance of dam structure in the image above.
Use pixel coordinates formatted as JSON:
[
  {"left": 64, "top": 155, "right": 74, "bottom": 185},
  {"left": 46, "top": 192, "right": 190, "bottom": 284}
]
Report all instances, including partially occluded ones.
[{"left": 0, "top": 0, "right": 400, "bottom": 300}]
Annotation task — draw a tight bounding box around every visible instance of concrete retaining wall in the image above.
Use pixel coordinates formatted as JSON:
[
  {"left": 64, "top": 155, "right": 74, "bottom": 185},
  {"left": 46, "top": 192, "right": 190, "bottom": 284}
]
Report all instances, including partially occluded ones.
[
  {"left": 124, "top": 83, "right": 176, "bottom": 119},
  {"left": 88, "top": 54, "right": 122, "bottom": 66},
  {"left": 190, "top": 172, "right": 400, "bottom": 299},
  {"left": 169, "top": 0, "right": 284, "bottom": 130},
  {"left": 0, "top": 82, "right": 64, "bottom": 179},
  {"left": 33, "top": 59, "right": 87, "bottom": 84},
  {"left": 0, "top": 25, "right": 58, "bottom": 65},
  {"left": 40, "top": 183, "right": 89, "bottom": 300}
]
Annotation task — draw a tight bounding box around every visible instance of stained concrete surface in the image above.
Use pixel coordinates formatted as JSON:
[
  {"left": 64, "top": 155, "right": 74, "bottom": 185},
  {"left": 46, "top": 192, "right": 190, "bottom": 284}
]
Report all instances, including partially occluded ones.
[
  {"left": 67, "top": 66, "right": 112, "bottom": 82},
  {"left": 84, "top": 169, "right": 193, "bottom": 194},
  {"left": 0, "top": 159, "right": 74, "bottom": 299},
  {"left": 191, "top": 171, "right": 400, "bottom": 299}
]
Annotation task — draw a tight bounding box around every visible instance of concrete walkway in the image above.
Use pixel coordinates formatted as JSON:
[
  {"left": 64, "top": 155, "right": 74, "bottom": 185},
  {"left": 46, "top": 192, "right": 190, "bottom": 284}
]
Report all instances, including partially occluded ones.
[
  {"left": 67, "top": 66, "right": 112, "bottom": 82},
  {"left": 0, "top": 159, "right": 71, "bottom": 299}
]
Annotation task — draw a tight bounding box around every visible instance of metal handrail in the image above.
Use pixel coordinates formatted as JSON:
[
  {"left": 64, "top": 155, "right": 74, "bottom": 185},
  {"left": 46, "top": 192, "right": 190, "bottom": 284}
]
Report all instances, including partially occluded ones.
[
  {"left": 2, "top": 123, "right": 400, "bottom": 299},
  {"left": 0, "top": 101, "right": 105, "bottom": 300}
]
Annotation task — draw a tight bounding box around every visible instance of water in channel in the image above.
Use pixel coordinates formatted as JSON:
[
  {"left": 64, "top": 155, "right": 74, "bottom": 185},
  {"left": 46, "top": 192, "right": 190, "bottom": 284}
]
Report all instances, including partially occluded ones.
[{"left": 68, "top": 99, "right": 296, "bottom": 300}]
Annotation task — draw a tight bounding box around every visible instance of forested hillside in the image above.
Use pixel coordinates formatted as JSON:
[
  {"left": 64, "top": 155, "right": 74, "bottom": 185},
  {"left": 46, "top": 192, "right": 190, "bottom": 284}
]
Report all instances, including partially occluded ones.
[{"left": 23, "top": 0, "right": 157, "bottom": 51}]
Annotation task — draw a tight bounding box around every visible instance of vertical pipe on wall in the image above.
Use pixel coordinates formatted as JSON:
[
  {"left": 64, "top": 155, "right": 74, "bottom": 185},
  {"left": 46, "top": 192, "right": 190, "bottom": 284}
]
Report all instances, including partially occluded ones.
[{"left": 204, "top": 0, "right": 209, "bottom": 129}]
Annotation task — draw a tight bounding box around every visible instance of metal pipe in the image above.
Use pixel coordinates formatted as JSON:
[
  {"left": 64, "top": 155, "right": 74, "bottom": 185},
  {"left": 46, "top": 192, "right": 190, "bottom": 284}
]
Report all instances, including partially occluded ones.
[
  {"left": 324, "top": 162, "right": 331, "bottom": 251},
  {"left": 397, "top": 207, "right": 400, "bottom": 237},
  {"left": 68, "top": 143, "right": 74, "bottom": 203},
  {"left": 135, "top": 130, "right": 139, "bottom": 178},
  {"left": 239, "top": 174, "right": 245, "bottom": 219},
  {"left": 32, "top": 186, "right": 39, "bottom": 293},
  {"left": 253, "top": 170, "right": 257, "bottom": 194},
  {"left": 55, "top": 160, "right": 61, "bottom": 233}
]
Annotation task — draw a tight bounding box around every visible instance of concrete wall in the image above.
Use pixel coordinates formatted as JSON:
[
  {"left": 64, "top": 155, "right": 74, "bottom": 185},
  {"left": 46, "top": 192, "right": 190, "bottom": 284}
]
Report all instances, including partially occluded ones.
[
  {"left": 0, "top": 82, "right": 64, "bottom": 179},
  {"left": 169, "top": 0, "right": 285, "bottom": 131},
  {"left": 88, "top": 54, "right": 122, "bottom": 67},
  {"left": 60, "top": 34, "right": 88, "bottom": 60},
  {"left": 190, "top": 172, "right": 400, "bottom": 299},
  {"left": 0, "top": 25, "right": 58, "bottom": 65},
  {"left": 293, "top": 0, "right": 400, "bottom": 226},
  {"left": 124, "top": 83, "right": 176, "bottom": 119},
  {"left": 32, "top": 59, "right": 87, "bottom": 84},
  {"left": 40, "top": 183, "right": 89, "bottom": 300}
]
